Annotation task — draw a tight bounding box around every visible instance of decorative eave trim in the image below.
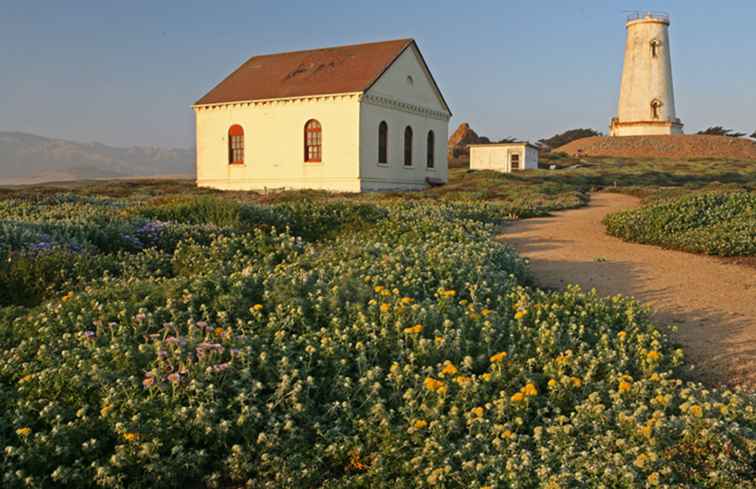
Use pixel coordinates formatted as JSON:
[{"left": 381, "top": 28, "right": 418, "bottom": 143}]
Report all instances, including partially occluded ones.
[
  {"left": 361, "top": 94, "right": 450, "bottom": 121},
  {"left": 192, "top": 92, "right": 363, "bottom": 111}
]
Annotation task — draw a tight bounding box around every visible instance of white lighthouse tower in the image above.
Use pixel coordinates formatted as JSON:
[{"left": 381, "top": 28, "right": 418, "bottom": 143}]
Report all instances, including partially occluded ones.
[{"left": 610, "top": 12, "right": 683, "bottom": 136}]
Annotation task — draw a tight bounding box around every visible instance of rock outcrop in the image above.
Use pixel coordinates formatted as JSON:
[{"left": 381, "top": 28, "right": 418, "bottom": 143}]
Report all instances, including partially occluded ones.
[{"left": 448, "top": 123, "right": 490, "bottom": 159}]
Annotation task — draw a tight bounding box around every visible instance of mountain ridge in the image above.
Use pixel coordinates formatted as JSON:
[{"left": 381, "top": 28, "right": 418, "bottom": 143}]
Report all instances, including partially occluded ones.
[{"left": 0, "top": 131, "right": 195, "bottom": 184}]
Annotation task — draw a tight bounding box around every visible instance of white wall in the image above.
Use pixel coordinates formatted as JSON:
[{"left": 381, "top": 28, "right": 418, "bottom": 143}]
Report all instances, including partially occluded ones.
[
  {"left": 194, "top": 94, "right": 362, "bottom": 192},
  {"left": 359, "top": 43, "right": 450, "bottom": 191},
  {"left": 470, "top": 145, "right": 538, "bottom": 172}
]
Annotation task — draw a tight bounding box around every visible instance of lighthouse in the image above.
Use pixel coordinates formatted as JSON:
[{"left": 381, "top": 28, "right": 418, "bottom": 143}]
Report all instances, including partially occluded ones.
[{"left": 610, "top": 12, "right": 683, "bottom": 136}]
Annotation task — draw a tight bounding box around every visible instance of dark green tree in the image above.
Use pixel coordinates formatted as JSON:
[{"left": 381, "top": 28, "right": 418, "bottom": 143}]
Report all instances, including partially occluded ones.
[
  {"left": 538, "top": 128, "right": 602, "bottom": 150},
  {"left": 696, "top": 126, "right": 746, "bottom": 137}
]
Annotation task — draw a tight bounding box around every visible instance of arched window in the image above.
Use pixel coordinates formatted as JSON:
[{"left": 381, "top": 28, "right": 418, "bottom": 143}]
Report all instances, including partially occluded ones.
[
  {"left": 228, "top": 125, "right": 244, "bottom": 164},
  {"left": 304, "top": 120, "right": 322, "bottom": 162},
  {"left": 426, "top": 130, "right": 435, "bottom": 168},
  {"left": 650, "top": 99, "right": 663, "bottom": 120},
  {"left": 378, "top": 121, "right": 388, "bottom": 164},
  {"left": 404, "top": 126, "right": 413, "bottom": 166}
]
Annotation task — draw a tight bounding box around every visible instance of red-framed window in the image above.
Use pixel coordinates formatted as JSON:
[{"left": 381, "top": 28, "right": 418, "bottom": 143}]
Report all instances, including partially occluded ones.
[
  {"left": 426, "top": 130, "right": 435, "bottom": 168},
  {"left": 228, "top": 125, "right": 244, "bottom": 164},
  {"left": 304, "top": 119, "right": 322, "bottom": 162},
  {"left": 378, "top": 121, "right": 388, "bottom": 164},
  {"left": 404, "top": 126, "right": 413, "bottom": 166}
]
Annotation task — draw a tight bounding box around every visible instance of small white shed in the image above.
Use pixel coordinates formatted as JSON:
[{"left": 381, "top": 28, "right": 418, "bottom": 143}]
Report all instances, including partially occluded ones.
[{"left": 469, "top": 143, "right": 539, "bottom": 173}]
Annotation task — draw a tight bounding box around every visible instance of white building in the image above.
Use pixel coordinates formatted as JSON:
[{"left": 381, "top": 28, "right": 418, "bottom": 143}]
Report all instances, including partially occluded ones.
[
  {"left": 193, "top": 39, "right": 451, "bottom": 192},
  {"left": 610, "top": 12, "right": 683, "bottom": 136},
  {"left": 469, "top": 143, "right": 539, "bottom": 173}
]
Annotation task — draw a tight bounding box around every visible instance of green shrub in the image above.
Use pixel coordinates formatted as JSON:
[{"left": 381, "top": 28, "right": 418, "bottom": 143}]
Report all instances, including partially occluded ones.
[{"left": 604, "top": 191, "right": 756, "bottom": 256}]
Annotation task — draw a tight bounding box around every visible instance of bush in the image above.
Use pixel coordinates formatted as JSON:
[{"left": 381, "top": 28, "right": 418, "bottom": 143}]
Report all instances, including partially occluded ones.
[
  {"left": 0, "top": 196, "right": 754, "bottom": 488},
  {"left": 604, "top": 191, "right": 756, "bottom": 256}
]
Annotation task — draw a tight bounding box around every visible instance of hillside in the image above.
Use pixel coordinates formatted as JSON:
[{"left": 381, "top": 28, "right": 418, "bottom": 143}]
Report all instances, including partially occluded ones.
[
  {"left": 557, "top": 134, "right": 756, "bottom": 161},
  {"left": 0, "top": 132, "right": 195, "bottom": 184}
]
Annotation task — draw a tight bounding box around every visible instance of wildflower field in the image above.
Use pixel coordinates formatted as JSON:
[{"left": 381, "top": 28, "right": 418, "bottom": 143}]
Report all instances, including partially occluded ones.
[
  {"left": 1, "top": 167, "right": 755, "bottom": 488},
  {"left": 604, "top": 191, "right": 756, "bottom": 256}
]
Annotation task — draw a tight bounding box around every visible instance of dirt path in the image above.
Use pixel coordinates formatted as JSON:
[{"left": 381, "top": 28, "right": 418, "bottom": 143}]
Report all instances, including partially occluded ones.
[{"left": 501, "top": 192, "right": 756, "bottom": 389}]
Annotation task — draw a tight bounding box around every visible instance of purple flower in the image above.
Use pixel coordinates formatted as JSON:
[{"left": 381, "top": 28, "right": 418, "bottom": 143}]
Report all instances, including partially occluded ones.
[{"left": 83, "top": 330, "right": 96, "bottom": 339}]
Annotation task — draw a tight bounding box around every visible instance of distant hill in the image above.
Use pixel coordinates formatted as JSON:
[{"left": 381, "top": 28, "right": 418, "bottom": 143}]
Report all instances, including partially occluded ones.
[{"left": 0, "top": 132, "right": 195, "bottom": 185}]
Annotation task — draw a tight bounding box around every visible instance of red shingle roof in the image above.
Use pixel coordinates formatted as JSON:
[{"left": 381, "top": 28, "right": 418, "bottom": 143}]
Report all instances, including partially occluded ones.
[{"left": 195, "top": 39, "right": 419, "bottom": 106}]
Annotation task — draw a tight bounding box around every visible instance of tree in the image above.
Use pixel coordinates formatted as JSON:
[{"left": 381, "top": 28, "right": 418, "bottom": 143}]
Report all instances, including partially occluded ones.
[
  {"left": 696, "top": 126, "right": 746, "bottom": 138},
  {"left": 538, "top": 128, "right": 602, "bottom": 150},
  {"left": 751, "top": 131, "right": 756, "bottom": 139}
]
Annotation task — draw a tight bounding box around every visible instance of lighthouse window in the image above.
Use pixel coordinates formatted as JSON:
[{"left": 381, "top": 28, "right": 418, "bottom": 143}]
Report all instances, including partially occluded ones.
[
  {"left": 650, "top": 99, "right": 663, "bottom": 119},
  {"left": 650, "top": 39, "right": 661, "bottom": 58}
]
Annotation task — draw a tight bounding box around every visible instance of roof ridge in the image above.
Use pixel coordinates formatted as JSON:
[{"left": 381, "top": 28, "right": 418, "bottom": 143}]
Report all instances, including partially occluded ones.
[{"left": 246, "top": 38, "right": 414, "bottom": 61}]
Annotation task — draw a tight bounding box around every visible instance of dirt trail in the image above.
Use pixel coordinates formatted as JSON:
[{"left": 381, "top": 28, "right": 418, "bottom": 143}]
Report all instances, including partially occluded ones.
[{"left": 501, "top": 192, "right": 756, "bottom": 389}]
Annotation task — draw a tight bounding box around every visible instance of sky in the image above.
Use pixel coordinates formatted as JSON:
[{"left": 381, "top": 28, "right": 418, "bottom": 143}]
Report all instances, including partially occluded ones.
[{"left": 1, "top": 1, "right": 755, "bottom": 149}]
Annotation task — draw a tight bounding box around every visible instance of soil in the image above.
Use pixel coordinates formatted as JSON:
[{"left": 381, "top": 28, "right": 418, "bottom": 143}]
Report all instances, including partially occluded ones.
[
  {"left": 501, "top": 192, "right": 756, "bottom": 390},
  {"left": 557, "top": 135, "right": 756, "bottom": 161}
]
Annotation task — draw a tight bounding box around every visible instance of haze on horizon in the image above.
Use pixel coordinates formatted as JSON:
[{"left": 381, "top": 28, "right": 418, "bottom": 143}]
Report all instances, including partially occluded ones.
[{"left": 2, "top": 0, "right": 754, "bottom": 149}]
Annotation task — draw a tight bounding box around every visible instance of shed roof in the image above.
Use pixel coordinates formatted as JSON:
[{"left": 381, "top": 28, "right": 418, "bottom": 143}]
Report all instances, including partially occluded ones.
[{"left": 195, "top": 38, "right": 448, "bottom": 110}]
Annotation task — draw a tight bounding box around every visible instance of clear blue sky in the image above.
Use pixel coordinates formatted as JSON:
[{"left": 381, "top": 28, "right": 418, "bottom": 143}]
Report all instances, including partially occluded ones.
[{"left": 2, "top": 1, "right": 754, "bottom": 148}]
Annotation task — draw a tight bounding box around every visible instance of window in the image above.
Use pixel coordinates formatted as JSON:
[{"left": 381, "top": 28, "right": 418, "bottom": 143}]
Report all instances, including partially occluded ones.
[
  {"left": 378, "top": 121, "right": 388, "bottom": 164},
  {"left": 304, "top": 119, "right": 322, "bottom": 162},
  {"left": 404, "top": 126, "right": 413, "bottom": 166},
  {"left": 426, "top": 130, "right": 435, "bottom": 168},
  {"left": 228, "top": 125, "right": 244, "bottom": 164},
  {"left": 510, "top": 153, "right": 521, "bottom": 170},
  {"left": 650, "top": 39, "right": 661, "bottom": 58},
  {"left": 650, "top": 99, "right": 663, "bottom": 120}
]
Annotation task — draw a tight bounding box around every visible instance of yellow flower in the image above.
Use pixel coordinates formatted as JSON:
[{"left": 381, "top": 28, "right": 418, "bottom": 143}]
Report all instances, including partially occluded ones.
[
  {"left": 511, "top": 392, "right": 525, "bottom": 402},
  {"left": 571, "top": 377, "right": 582, "bottom": 388},
  {"left": 454, "top": 375, "right": 473, "bottom": 387},
  {"left": 440, "top": 362, "right": 458, "bottom": 376},
  {"left": 16, "top": 427, "right": 31, "bottom": 438},
  {"left": 639, "top": 424, "right": 653, "bottom": 438},
  {"left": 379, "top": 303, "right": 390, "bottom": 313},
  {"left": 374, "top": 285, "right": 384, "bottom": 294},
  {"left": 481, "top": 372, "right": 493, "bottom": 382},
  {"left": 471, "top": 406, "right": 485, "bottom": 418},
  {"left": 61, "top": 291, "right": 75, "bottom": 303},
  {"left": 481, "top": 308, "right": 492, "bottom": 317},
  {"left": 522, "top": 383, "right": 538, "bottom": 397},
  {"left": 501, "top": 430, "right": 513, "bottom": 439},
  {"left": 647, "top": 472, "right": 660, "bottom": 486},
  {"left": 19, "top": 374, "right": 33, "bottom": 384},
  {"left": 618, "top": 331, "right": 627, "bottom": 340},
  {"left": 400, "top": 297, "right": 414, "bottom": 305},
  {"left": 214, "top": 327, "right": 225, "bottom": 336},
  {"left": 547, "top": 379, "right": 558, "bottom": 389},
  {"left": 646, "top": 351, "right": 661, "bottom": 361},
  {"left": 434, "top": 336, "right": 444, "bottom": 345},
  {"left": 618, "top": 380, "right": 632, "bottom": 393},
  {"left": 123, "top": 432, "right": 140, "bottom": 442},
  {"left": 100, "top": 404, "right": 113, "bottom": 417},
  {"left": 633, "top": 454, "right": 647, "bottom": 469},
  {"left": 424, "top": 377, "right": 446, "bottom": 393},
  {"left": 252, "top": 304, "right": 264, "bottom": 312},
  {"left": 403, "top": 324, "right": 423, "bottom": 334},
  {"left": 489, "top": 351, "right": 508, "bottom": 364},
  {"left": 413, "top": 419, "right": 428, "bottom": 430},
  {"left": 689, "top": 404, "right": 703, "bottom": 417},
  {"left": 514, "top": 310, "right": 527, "bottom": 320}
]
